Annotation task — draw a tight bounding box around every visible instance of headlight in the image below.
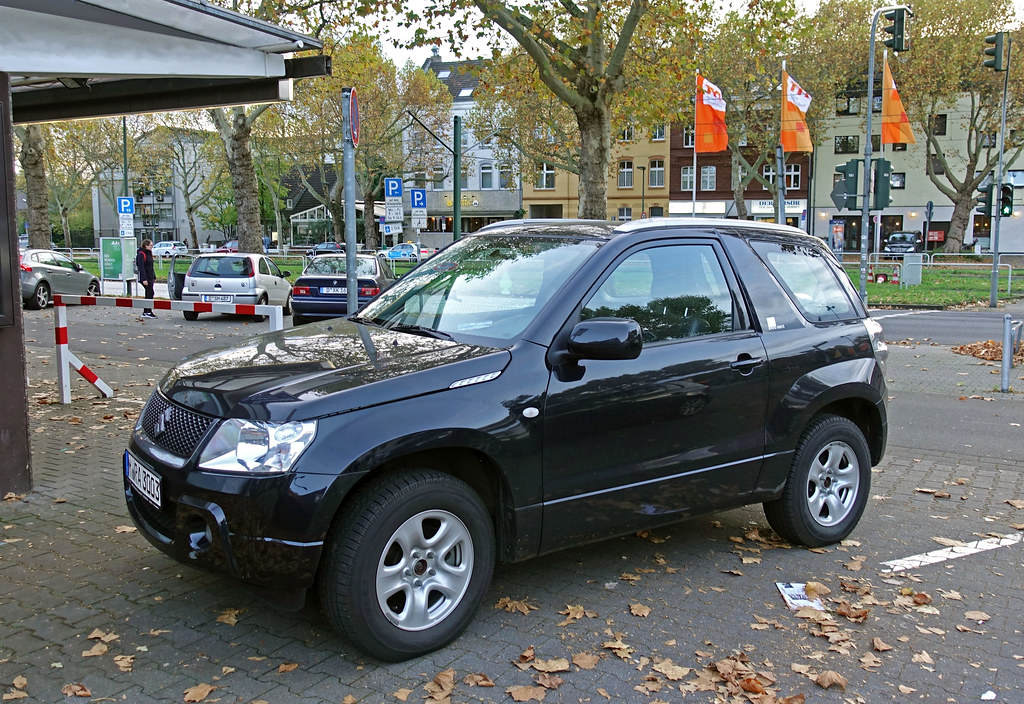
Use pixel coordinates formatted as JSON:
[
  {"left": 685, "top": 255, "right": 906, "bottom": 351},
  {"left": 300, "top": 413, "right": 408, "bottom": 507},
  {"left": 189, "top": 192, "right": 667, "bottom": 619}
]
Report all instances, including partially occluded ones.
[{"left": 198, "top": 419, "right": 317, "bottom": 474}]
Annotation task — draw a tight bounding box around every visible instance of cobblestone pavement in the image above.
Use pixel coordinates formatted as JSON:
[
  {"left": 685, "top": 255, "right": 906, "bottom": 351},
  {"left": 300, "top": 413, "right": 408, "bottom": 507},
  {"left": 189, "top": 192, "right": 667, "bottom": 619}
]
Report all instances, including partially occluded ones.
[{"left": 2, "top": 310, "right": 1022, "bottom": 703}]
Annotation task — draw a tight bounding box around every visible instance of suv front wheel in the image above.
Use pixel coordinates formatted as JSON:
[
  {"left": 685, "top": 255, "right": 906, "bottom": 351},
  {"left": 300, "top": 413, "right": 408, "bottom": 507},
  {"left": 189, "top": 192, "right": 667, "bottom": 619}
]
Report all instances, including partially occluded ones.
[
  {"left": 319, "top": 470, "right": 495, "bottom": 661},
  {"left": 764, "top": 414, "right": 870, "bottom": 547}
]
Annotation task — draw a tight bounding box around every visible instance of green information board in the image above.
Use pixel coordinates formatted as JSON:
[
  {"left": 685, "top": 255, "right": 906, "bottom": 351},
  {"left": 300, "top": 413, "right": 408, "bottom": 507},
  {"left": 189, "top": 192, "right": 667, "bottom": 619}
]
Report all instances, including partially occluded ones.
[{"left": 100, "top": 236, "right": 137, "bottom": 281}]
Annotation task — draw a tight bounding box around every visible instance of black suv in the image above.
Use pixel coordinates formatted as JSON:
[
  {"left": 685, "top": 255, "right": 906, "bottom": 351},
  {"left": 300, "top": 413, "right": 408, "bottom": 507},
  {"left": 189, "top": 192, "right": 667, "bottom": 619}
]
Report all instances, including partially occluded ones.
[
  {"left": 881, "top": 230, "right": 923, "bottom": 257},
  {"left": 124, "top": 219, "right": 888, "bottom": 661}
]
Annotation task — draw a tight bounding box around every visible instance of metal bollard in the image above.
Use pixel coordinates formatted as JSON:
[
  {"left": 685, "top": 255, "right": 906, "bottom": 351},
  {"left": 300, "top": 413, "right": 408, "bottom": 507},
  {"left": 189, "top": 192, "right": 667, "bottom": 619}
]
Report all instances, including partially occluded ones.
[{"left": 1001, "top": 315, "right": 1023, "bottom": 393}]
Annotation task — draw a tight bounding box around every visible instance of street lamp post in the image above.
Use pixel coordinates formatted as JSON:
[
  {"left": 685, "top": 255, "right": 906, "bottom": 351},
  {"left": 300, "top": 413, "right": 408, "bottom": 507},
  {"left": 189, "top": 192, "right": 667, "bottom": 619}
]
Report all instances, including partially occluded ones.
[{"left": 637, "top": 165, "right": 646, "bottom": 218}]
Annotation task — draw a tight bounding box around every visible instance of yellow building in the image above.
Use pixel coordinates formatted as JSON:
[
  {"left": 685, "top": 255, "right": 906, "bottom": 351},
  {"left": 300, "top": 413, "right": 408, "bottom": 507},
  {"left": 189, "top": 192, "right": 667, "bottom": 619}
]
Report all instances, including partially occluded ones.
[{"left": 521, "top": 124, "right": 671, "bottom": 221}]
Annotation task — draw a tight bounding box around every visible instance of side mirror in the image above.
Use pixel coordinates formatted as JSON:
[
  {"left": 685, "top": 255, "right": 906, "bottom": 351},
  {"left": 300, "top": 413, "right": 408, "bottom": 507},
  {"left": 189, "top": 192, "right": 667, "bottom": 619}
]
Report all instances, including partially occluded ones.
[
  {"left": 73, "top": 263, "right": 83, "bottom": 272},
  {"left": 282, "top": 271, "right": 291, "bottom": 277},
  {"left": 567, "top": 317, "right": 643, "bottom": 360}
]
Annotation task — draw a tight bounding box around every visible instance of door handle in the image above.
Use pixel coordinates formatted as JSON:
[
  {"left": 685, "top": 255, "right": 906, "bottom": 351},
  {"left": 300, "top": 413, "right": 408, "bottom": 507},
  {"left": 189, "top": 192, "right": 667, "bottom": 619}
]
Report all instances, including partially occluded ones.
[{"left": 730, "top": 356, "right": 764, "bottom": 374}]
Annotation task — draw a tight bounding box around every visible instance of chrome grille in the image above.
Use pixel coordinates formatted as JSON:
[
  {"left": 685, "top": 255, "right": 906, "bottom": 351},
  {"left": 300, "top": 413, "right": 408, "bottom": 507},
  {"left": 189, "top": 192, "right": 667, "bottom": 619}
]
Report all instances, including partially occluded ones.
[{"left": 141, "top": 393, "right": 214, "bottom": 458}]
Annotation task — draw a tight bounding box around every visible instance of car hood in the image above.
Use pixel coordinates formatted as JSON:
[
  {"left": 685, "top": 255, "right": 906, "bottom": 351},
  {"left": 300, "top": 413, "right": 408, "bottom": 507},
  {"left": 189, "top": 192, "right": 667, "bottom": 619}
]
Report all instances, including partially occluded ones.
[{"left": 160, "top": 321, "right": 511, "bottom": 421}]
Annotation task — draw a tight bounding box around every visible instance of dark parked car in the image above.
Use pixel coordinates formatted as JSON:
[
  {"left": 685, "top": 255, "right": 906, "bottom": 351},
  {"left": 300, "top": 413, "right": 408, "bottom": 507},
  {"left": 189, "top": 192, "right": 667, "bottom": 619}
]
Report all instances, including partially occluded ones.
[
  {"left": 124, "top": 219, "right": 888, "bottom": 661},
  {"left": 291, "top": 254, "right": 395, "bottom": 325},
  {"left": 214, "top": 240, "right": 238, "bottom": 253},
  {"left": 881, "top": 231, "right": 923, "bottom": 257},
  {"left": 20, "top": 249, "right": 100, "bottom": 309},
  {"left": 305, "top": 241, "right": 345, "bottom": 258}
]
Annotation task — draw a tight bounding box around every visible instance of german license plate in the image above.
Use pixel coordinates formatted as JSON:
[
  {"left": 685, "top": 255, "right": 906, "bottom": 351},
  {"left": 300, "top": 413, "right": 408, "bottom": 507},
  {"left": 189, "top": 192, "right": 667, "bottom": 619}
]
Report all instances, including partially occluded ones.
[
  {"left": 203, "top": 295, "right": 232, "bottom": 303},
  {"left": 125, "top": 451, "right": 161, "bottom": 508},
  {"left": 320, "top": 287, "right": 346, "bottom": 295}
]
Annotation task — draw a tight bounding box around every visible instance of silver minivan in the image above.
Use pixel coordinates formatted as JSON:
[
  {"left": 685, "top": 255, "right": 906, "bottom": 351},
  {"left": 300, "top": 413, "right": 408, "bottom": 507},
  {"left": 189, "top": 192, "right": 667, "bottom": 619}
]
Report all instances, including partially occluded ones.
[{"left": 180, "top": 253, "right": 292, "bottom": 321}]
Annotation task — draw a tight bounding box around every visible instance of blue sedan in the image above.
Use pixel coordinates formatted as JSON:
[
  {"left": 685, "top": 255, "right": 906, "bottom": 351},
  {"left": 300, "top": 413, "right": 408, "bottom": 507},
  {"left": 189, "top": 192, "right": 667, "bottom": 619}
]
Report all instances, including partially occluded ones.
[{"left": 290, "top": 254, "right": 395, "bottom": 325}]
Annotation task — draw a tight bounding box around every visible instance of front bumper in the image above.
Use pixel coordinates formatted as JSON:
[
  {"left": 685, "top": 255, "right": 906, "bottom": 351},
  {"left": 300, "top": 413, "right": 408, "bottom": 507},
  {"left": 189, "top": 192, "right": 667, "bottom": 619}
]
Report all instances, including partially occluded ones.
[{"left": 123, "top": 429, "right": 333, "bottom": 597}]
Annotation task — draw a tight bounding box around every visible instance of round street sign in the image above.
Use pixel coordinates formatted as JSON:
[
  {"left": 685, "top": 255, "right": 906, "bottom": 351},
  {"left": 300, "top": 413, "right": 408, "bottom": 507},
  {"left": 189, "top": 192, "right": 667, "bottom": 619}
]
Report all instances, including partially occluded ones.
[{"left": 349, "top": 87, "right": 359, "bottom": 147}]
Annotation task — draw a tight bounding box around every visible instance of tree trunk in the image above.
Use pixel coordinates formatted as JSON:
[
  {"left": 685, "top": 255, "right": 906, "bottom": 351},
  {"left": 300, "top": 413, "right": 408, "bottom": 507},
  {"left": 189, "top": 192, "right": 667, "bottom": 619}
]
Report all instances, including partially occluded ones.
[
  {"left": 185, "top": 206, "right": 200, "bottom": 250},
  {"left": 943, "top": 197, "right": 973, "bottom": 253},
  {"left": 18, "top": 125, "right": 50, "bottom": 247},
  {"left": 575, "top": 106, "right": 610, "bottom": 220},
  {"left": 329, "top": 197, "right": 344, "bottom": 244},
  {"left": 60, "top": 207, "right": 71, "bottom": 247},
  {"left": 213, "top": 107, "right": 264, "bottom": 253},
  {"left": 362, "top": 187, "right": 379, "bottom": 252}
]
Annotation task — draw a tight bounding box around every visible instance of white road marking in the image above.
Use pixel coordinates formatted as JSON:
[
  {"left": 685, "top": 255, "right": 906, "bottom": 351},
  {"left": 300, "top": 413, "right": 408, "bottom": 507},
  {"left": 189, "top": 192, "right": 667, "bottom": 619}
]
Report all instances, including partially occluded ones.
[
  {"left": 869, "top": 309, "right": 935, "bottom": 319},
  {"left": 880, "top": 532, "right": 1023, "bottom": 573}
]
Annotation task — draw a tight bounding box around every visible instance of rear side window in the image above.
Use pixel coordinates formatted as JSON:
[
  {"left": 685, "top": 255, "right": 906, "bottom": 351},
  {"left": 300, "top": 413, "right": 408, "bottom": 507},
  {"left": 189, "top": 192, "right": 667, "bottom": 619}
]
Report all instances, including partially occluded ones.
[
  {"left": 750, "top": 241, "right": 857, "bottom": 322},
  {"left": 190, "top": 257, "right": 252, "bottom": 278}
]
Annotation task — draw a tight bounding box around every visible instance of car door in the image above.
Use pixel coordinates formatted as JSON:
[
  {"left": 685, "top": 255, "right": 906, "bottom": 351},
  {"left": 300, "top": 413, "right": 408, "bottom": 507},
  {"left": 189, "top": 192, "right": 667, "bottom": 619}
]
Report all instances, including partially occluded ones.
[
  {"left": 540, "top": 240, "right": 769, "bottom": 550},
  {"left": 46, "top": 252, "right": 80, "bottom": 294},
  {"left": 259, "top": 256, "right": 290, "bottom": 305}
]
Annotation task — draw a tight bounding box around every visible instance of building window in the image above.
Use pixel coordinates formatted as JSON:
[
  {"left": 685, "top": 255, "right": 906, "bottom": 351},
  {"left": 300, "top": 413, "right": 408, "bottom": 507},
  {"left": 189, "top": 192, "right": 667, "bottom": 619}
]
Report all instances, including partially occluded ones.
[
  {"left": 535, "top": 162, "right": 555, "bottom": 190},
  {"left": 431, "top": 168, "right": 445, "bottom": 190},
  {"left": 785, "top": 164, "right": 801, "bottom": 190},
  {"left": 619, "top": 124, "right": 635, "bottom": 142},
  {"left": 762, "top": 164, "right": 777, "bottom": 188},
  {"left": 649, "top": 206, "right": 664, "bottom": 217},
  {"left": 929, "top": 156, "right": 944, "bottom": 175},
  {"left": 892, "top": 143, "right": 907, "bottom": 152},
  {"left": 835, "top": 96, "right": 860, "bottom": 115},
  {"left": 649, "top": 159, "right": 665, "bottom": 188},
  {"left": 834, "top": 135, "right": 859, "bottom": 154},
  {"left": 618, "top": 160, "right": 634, "bottom": 188},
  {"left": 413, "top": 172, "right": 426, "bottom": 189},
  {"left": 500, "top": 167, "right": 514, "bottom": 189},
  {"left": 700, "top": 165, "right": 716, "bottom": 191},
  {"left": 480, "top": 163, "right": 494, "bottom": 189},
  {"left": 891, "top": 172, "right": 906, "bottom": 189},
  {"left": 931, "top": 114, "right": 947, "bottom": 135},
  {"left": 650, "top": 124, "right": 666, "bottom": 141},
  {"left": 680, "top": 165, "right": 695, "bottom": 191},
  {"left": 458, "top": 88, "right": 473, "bottom": 98},
  {"left": 617, "top": 206, "right": 632, "bottom": 221},
  {"left": 682, "top": 126, "right": 695, "bottom": 149},
  {"left": 870, "top": 135, "right": 880, "bottom": 151}
]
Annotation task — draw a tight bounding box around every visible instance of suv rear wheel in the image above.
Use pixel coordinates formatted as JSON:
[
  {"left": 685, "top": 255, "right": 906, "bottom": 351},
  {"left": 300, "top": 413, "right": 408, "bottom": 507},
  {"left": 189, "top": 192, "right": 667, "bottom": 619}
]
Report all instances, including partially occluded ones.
[
  {"left": 764, "top": 414, "right": 870, "bottom": 547},
  {"left": 319, "top": 470, "right": 495, "bottom": 661}
]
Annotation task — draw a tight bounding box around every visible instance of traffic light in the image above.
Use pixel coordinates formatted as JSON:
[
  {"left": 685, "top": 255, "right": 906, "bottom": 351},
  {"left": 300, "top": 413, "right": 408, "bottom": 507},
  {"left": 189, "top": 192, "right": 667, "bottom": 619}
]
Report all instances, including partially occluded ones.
[
  {"left": 999, "top": 184, "right": 1014, "bottom": 216},
  {"left": 831, "top": 159, "right": 860, "bottom": 210},
  {"left": 976, "top": 184, "right": 993, "bottom": 217},
  {"left": 883, "top": 8, "right": 909, "bottom": 53},
  {"left": 983, "top": 32, "right": 1005, "bottom": 71},
  {"left": 873, "top": 159, "right": 893, "bottom": 210}
]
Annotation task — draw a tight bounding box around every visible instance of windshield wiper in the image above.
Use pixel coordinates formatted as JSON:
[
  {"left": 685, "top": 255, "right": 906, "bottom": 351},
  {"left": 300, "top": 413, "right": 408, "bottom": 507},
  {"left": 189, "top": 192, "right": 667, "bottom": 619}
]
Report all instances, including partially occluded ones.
[{"left": 387, "top": 323, "right": 454, "bottom": 340}]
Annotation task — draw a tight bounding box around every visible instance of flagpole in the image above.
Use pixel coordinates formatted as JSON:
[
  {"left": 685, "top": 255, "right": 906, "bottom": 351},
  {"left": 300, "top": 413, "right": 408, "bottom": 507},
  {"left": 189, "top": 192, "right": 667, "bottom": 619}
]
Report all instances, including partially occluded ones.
[
  {"left": 692, "top": 70, "right": 698, "bottom": 218},
  {"left": 776, "top": 62, "right": 786, "bottom": 224}
]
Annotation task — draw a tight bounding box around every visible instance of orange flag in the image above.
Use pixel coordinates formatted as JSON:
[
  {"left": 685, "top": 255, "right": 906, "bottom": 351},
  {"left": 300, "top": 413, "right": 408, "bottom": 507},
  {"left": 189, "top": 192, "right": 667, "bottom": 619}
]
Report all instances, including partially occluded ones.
[
  {"left": 882, "top": 55, "right": 916, "bottom": 145},
  {"left": 695, "top": 74, "right": 728, "bottom": 153},
  {"left": 781, "top": 70, "right": 813, "bottom": 153}
]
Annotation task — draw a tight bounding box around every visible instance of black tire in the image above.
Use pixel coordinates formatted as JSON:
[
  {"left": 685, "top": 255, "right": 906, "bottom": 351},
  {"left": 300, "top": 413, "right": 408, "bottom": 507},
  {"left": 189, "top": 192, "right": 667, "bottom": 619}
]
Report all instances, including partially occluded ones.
[
  {"left": 86, "top": 280, "right": 100, "bottom": 297},
  {"left": 182, "top": 310, "right": 199, "bottom": 321},
  {"left": 763, "top": 414, "right": 870, "bottom": 547},
  {"left": 292, "top": 313, "right": 308, "bottom": 326},
  {"left": 283, "top": 294, "right": 292, "bottom": 316},
  {"left": 319, "top": 470, "right": 495, "bottom": 661},
  {"left": 27, "top": 282, "right": 50, "bottom": 310},
  {"left": 252, "top": 295, "right": 268, "bottom": 322}
]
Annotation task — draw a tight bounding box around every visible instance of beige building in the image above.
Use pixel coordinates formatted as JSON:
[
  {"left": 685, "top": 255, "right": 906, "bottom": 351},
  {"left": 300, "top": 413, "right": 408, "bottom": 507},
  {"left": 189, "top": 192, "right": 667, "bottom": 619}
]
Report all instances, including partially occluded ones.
[{"left": 522, "top": 124, "right": 671, "bottom": 221}]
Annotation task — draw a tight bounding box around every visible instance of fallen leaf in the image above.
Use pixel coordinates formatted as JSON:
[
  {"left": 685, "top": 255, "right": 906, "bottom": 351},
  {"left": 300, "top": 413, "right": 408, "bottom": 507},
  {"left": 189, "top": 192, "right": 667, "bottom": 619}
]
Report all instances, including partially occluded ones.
[
  {"left": 652, "top": 659, "right": 691, "bottom": 681},
  {"left": 11, "top": 678, "right": 25, "bottom": 691},
  {"left": 506, "top": 685, "right": 546, "bottom": 702},
  {"left": 517, "top": 646, "right": 536, "bottom": 666},
  {"left": 572, "top": 652, "right": 600, "bottom": 670},
  {"left": 913, "top": 592, "right": 933, "bottom": 605},
  {"left": 60, "top": 684, "right": 91, "bottom": 698},
  {"left": 630, "top": 603, "right": 652, "bottom": 617},
  {"left": 87, "top": 629, "right": 119, "bottom": 643},
  {"left": 533, "top": 658, "right": 569, "bottom": 673},
  {"left": 814, "top": 670, "right": 847, "bottom": 690},
  {"left": 495, "top": 597, "right": 538, "bottom": 615},
  {"left": 557, "top": 604, "right": 585, "bottom": 625},
  {"left": 392, "top": 688, "right": 414, "bottom": 701},
  {"left": 837, "top": 601, "right": 869, "bottom": 622},
  {"left": 1006, "top": 499, "right": 1024, "bottom": 509},
  {"left": 424, "top": 668, "right": 455, "bottom": 701},
  {"left": 596, "top": 688, "right": 611, "bottom": 699},
  {"left": 932, "top": 536, "right": 965, "bottom": 547},
  {"left": 740, "top": 677, "right": 765, "bottom": 694},
  {"left": 277, "top": 662, "right": 299, "bottom": 673},
  {"left": 898, "top": 685, "right": 916, "bottom": 694},
  {"left": 534, "top": 673, "right": 564, "bottom": 689},
  {"left": 81, "top": 642, "right": 108, "bottom": 657},
  {"left": 2, "top": 692, "right": 28, "bottom": 701},
  {"left": 872, "top": 637, "right": 893, "bottom": 652},
  {"left": 804, "top": 582, "right": 831, "bottom": 599},
  {"left": 965, "top": 610, "right": 991, "bottom": 622},
  {"left": 912, "top": 651, "right": 934, "bottom": 664},
  {"left": 114, "top": 525, "right": 137, "bottom": 533},
  {"left": 860, "top": 653, "right": 883, "bottom": 669},
  {"left": 462, "top": 674, "right": 494, "bottom": 688},
  {"left": 216, "top": 608, "right": 243, "bottom": 626},
  {"left": 183, "top": 683, "right": 216, "bottom": 702},
  {"left": 114, "top": 655, "right": 134, "bottom": 672}
]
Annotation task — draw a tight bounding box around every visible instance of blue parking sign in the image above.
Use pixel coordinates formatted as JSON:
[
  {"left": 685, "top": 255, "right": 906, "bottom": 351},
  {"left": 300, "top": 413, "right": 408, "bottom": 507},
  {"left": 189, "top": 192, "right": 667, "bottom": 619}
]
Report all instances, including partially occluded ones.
[
  {"left": 384, "top": 178, "right": 402, "bottom": 199},
  {"left": 116, "top": 196, "right": 135, "bottom": 215},
  {"left": 410, "top": 188, "right": 427, "bottom": 209}
]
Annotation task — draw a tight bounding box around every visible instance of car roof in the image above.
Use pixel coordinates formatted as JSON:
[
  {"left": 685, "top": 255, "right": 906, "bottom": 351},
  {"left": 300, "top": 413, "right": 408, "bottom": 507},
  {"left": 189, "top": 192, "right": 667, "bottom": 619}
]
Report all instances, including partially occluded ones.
[{"left": 474, "top": 217, "right": 818, "bottom": 244}]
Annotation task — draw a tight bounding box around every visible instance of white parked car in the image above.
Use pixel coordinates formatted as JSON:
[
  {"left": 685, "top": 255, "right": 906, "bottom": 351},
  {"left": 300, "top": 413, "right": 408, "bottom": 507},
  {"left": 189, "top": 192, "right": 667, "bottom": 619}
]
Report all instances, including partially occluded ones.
[
  {"left": 180, "top": 253, "right": 292, "bottom": 321},
  {"left": 152, "top": 240, "right": 188, "bottom": 257}
]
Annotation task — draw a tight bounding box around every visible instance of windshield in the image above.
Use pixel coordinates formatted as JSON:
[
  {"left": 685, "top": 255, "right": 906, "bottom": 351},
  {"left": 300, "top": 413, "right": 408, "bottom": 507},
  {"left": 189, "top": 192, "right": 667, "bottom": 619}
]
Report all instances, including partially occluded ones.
[
  {"left": 359, "top": 234, "right": 600, "bottom": 342},
  {"left": 305, "top": 257, "right": 377, "bottom": 276},
  {"left": 888, "top": 233, "right": 916, "bottom": 243}
]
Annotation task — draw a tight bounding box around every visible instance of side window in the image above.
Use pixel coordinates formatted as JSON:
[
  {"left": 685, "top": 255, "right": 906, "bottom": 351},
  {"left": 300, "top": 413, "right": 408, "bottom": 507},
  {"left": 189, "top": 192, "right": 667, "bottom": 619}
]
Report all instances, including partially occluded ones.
[
  {"left": 35, "top": 252, "right": 57, "bottom": 267},
  {"left": 54, "top": 255, "right": 77, "bottom": 270},
  {"left": 581, "top": 244, "right": 736, "bottom": 342},
  {"left": 750, "top": 241, "right": 856, "bottom": 322},
  {"left": 267, "top": 259, "right": 283, "bottom": 277},
  {"left": 259, "top": 258, "right": 271, "bottom": 276}
]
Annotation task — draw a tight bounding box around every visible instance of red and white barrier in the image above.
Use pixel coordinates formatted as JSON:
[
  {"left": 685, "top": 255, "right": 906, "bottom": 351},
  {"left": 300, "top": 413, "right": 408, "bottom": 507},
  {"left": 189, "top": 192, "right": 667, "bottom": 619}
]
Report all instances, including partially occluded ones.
[{"left": 52, "top": 295, "right": 284, "bottom": 404}]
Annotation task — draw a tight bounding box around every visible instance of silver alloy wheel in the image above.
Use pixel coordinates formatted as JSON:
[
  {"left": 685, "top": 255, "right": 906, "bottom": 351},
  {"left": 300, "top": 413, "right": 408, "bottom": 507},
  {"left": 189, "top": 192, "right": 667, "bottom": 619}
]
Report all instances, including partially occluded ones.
[
  {"left": 375, "top": 509, "right": 474, "bottom": 631},
  {"left": 34, "top": 283, "right": 50, "bottom": 309},
  {"left": 806, "top": 440, "right": 859, "bottom": 527}
]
